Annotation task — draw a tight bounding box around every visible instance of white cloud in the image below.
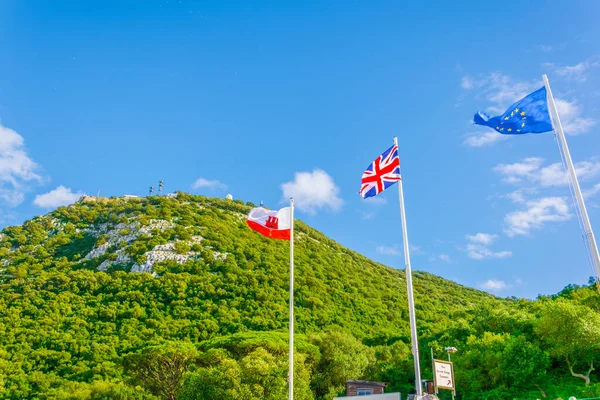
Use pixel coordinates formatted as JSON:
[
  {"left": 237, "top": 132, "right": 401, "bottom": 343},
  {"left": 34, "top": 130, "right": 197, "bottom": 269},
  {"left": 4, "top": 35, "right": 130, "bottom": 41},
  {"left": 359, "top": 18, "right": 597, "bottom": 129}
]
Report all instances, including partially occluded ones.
[
  {"left": 461, "top": 76, "right": 474, "bottom": 89},
  {"left": 584, "top": 183, "right": 600, "bottom": 199},
  {"left": 376, "top": 245, "right": 400, "bottom": 256},
  {"left": 478, "top": 279, "right": 508, "bottom": 291},
  {"left": 281, "top": 169, "right": 342, "bottom": 214},
  {"left": 33, "top": 186, "right": 84, "bottom": 208},
  {"left": 545, "top": 59, "right": 600, "bottom": 83},
  {"left": 554, "top": 98, "right": 596, "bottom": 135},
  {"left": 439, "top": 254, "right": 452, "bottom": 263},
  {"left": 463, "top": 73, "right": 539, "bottom": 108},
  {"left": 192, "top": 177, "right": 227, "bottom": 190},
  {"left": 465, "top": 232, "right": 511, "bottom": 260},
  {"left": 494, "top": 157, "right": 543, "bottom": 179},
  {"left": 504, "top": 189, "right": 532, "bottom": 204},
  {"left": 535, "top": 163, "right": 569, "bottom": 187},
  {"left": 466, "top": 233, "right": 497, "bottom": 246},
  {"left": 410, "top": 244, "right": 424, "bottom": 255},
  {"left": 515, "top": 278, "right": 524, "bottom": 286},
  {"left": 463, "top": 131, "right": 507, "bottom": 147},
  {"left": 535, "top": 161, "right": 600, "bottom": 187},
  {"left": 466, "top": 244, "right": 512, "bottom": 260},
  {"left": 504, "top": 196, "right": 571, "bottom": 237},
  {"left": 494, "top": 157, "right": 600, "bottom": 187},
  {"left": 0, "top": 123, "right": 43, "bottom": 207}
]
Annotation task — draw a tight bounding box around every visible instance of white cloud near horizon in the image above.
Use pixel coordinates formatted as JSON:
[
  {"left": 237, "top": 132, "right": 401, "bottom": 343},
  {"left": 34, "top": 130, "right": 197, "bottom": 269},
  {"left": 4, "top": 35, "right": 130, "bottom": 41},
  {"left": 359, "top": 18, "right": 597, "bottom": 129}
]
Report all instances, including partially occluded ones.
[
  {"left": 192, "top": 177, "right": 227, "bottom": 191},
  {"left": 478, "top": 279, "right": 508, "bottom": 291},
  {"left": 410, "top": 244, "right": 424, "bottom": 255},
  {"left": 0, "top": 123, "right": 43, "bottom": 207},
  {"left": 33, "top": 186, "right": 84, "bottom": 208},
  {"left": 281, "top": 169, "right": 343, "bottom": 215},
  {"left": 465, "top": 232, "right": 512, "bottom": 260},
  {"left": 504, "top": 196, "right": 571, "bottom": 237},
  {"left": 376, "top": 245, "right": 401, "bottom": 256}
]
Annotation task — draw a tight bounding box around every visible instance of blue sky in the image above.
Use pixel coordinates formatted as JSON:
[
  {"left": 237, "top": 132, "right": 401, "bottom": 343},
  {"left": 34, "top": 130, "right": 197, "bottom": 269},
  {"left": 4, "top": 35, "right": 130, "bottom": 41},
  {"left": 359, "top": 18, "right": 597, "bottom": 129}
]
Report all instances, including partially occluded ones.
[{"left": 1, "top": 1, "right": 600, "bottom": 298}]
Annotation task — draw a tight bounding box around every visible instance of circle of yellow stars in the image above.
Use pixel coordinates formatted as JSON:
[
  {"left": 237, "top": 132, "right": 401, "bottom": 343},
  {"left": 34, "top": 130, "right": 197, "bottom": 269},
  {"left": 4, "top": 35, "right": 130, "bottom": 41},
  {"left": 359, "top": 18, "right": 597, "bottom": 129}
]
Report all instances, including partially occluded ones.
[{"left": 496, "top": 107, "right": 526, "bottom": 133}]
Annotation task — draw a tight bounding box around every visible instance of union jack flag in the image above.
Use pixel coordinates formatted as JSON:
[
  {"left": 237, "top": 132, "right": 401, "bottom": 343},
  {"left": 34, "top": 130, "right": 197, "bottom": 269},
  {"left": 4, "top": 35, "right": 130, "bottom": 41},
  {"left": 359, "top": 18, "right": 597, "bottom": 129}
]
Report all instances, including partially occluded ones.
[{"left": 360, "top": 144, "right": 401, "bottom": 199}]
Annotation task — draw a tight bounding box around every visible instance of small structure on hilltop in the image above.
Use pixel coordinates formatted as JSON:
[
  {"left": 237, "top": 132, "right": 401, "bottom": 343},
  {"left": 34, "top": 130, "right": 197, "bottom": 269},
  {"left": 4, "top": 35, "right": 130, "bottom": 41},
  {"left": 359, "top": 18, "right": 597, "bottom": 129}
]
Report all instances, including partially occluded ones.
[
  {"left": 78, "top": 195, "right": 110, "bottom": 204},
  {"left": 226, "top": 194, "right": 233, "bottom": 200},
  {"left": 79, "top": 195, "right": 97, "bottom": 203}
]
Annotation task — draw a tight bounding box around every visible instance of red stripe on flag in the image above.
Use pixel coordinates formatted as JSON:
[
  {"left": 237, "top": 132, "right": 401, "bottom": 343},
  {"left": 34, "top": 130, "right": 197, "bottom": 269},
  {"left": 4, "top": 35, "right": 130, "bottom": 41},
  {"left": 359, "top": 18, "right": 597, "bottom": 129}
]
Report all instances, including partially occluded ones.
[{"left": 246, "top": 220, "right": 291, "bottom": 240}]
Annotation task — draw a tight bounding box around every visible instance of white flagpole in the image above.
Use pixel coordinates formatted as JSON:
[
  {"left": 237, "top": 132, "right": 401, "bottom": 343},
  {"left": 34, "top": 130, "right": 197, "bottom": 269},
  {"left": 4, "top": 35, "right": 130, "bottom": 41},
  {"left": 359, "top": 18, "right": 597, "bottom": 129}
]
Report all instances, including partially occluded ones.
[
  {"left": 394, "top": 136, "right": 423, "bottom": 396},
  {"left": 543, "top": 75, "right": 600, "bottom": 284},
  {"left": 289, "top": 198, "right": 295, "bottom": 400}
]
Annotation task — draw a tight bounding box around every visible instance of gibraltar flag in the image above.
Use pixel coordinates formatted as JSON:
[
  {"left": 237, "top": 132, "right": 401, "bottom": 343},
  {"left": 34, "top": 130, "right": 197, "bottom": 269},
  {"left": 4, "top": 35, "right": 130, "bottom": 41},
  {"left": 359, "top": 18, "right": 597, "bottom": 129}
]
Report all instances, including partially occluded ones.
[{"left": 246, "top": 207, "right": 291, "bottom": 240}]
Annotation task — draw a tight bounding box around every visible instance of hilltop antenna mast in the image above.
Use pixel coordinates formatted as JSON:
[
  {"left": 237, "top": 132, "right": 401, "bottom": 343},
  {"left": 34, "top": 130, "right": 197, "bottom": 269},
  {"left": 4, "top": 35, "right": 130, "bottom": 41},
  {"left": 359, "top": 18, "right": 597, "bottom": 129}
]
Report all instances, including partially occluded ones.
[
  {"left": 149, "top": 186, "right": 154, "bottom": 196},
  {"left": 158, "top": 180, "right": 164, "bottom": 196}
]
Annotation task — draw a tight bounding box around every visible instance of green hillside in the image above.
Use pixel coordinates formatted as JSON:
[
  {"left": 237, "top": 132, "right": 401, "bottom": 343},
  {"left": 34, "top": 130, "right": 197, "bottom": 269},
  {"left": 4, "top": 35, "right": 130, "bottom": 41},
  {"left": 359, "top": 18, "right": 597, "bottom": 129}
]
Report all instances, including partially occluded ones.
[{"left": 0, "top": 193, "right": 599, "bottom": 399}]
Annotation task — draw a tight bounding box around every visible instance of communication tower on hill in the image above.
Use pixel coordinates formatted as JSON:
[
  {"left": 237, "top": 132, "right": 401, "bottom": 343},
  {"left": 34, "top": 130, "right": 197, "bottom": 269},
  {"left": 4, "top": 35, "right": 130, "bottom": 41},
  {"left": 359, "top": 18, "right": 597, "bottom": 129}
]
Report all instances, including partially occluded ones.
[
  {"left": 158, "top": 180, "right": 164, "bottom": 195},
  {"left": 149, "top": 186, "right": 154, "bottom": 196}
]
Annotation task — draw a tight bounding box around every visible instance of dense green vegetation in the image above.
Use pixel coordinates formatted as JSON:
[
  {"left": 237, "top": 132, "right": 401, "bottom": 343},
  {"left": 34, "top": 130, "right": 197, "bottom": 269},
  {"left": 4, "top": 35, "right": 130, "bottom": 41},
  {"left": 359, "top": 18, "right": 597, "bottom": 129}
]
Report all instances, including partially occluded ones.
[{"left": 0, "top": 193, "right": 599, "bottom": 399}]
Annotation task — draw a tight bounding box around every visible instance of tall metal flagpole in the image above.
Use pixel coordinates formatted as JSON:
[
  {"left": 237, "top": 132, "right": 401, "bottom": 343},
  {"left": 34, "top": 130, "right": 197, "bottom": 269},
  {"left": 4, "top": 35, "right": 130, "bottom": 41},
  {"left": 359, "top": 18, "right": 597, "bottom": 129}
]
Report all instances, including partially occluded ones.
[
  {"left": 394, "top": 136, "right": 423, "bottom": 396},
  {"left": 543, "top": 75, "right": 600, "bottom": 283},
  {"left": 289, "top": 198, "right": 295, "bottom": 400}
]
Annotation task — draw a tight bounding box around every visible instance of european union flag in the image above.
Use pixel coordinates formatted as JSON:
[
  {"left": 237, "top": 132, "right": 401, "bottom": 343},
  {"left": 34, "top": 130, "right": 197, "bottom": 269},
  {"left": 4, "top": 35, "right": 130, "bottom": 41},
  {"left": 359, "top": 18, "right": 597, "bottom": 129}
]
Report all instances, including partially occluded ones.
[{"left": 473, "top": 86, "right": 553, "bottom": 134}]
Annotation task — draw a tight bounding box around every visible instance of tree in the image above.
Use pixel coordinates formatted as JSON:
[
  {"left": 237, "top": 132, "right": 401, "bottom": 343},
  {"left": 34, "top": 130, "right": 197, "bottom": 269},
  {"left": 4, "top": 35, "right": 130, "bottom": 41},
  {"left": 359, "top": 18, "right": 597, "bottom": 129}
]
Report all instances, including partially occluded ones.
[
  {"left": 454, "top": 332, "right": 508, "bottom": 393},
  {"left": 178, "top": 353, "right": 242, "bottom": 400},
  {"left": 535, "top": 300, "right": 600, "bottom": 385},
  {"left": 309, "top": 332, "right": 375, "bottom": 399},
  {"left": 500, "top": 335, "right": 550, "bottom": 394},
  {"left": 179, "top": 347, "right": 314, "bottom": 400},
  {"left": 123, "top": 342, "right": 199, "bottom": 400}
]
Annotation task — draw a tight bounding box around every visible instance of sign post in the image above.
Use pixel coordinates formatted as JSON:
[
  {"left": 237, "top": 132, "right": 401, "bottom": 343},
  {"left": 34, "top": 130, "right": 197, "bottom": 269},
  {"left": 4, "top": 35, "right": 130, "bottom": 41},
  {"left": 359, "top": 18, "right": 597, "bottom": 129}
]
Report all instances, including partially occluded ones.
[{"left": 433, "top": 359, "right": 455, "bottom": 397}]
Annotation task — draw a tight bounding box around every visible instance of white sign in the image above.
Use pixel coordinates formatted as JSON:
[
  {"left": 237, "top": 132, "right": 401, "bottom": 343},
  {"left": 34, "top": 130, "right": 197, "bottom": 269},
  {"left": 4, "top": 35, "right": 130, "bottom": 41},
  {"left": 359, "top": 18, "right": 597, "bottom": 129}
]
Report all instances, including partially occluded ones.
[{"left": 433, "top": 360, "right": 455, "bottom": 391}]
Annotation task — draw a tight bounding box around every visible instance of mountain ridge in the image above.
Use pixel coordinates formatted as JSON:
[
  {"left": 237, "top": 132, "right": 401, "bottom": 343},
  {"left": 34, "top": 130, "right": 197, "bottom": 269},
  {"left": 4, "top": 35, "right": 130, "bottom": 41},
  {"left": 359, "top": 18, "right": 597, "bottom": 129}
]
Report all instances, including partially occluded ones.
[{"left": 1, "top": 192, "right": 599, "bottom": 399}]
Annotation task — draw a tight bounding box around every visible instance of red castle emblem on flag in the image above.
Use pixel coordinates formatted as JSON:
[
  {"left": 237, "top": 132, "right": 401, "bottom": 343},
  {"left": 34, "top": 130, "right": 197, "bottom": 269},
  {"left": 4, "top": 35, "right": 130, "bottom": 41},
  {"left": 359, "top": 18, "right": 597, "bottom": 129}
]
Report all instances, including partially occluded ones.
[{"left": 265, "top": 216, "right": 279, "bottom": 229}]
